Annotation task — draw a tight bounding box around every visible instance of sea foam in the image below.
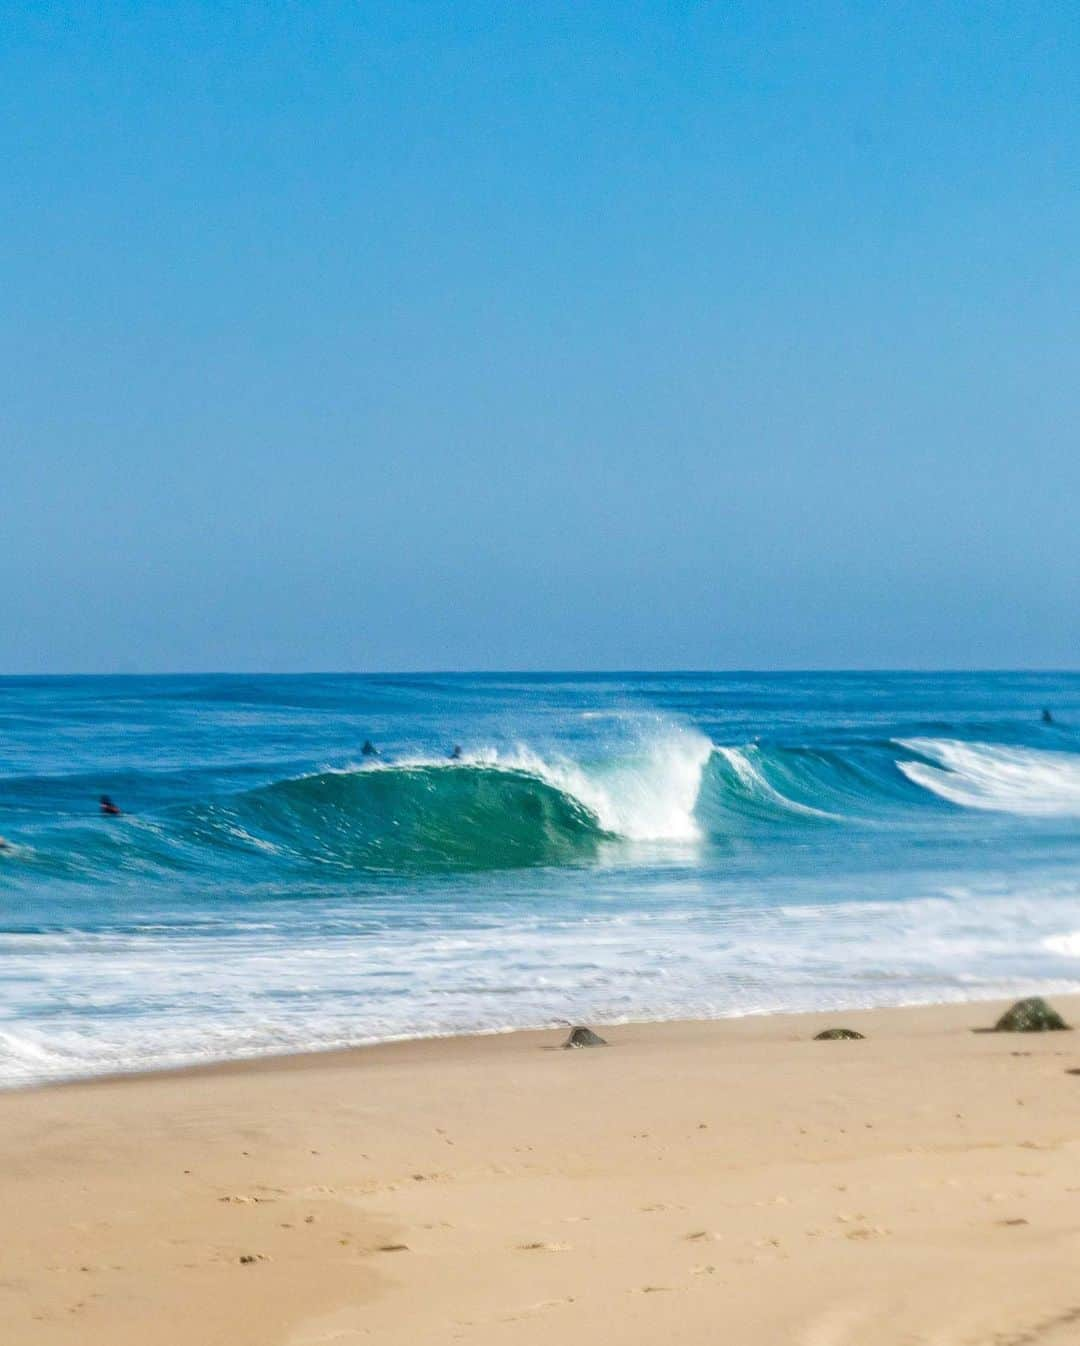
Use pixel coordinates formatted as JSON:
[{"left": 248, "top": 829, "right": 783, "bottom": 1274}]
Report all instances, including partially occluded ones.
[{"left": 896, "top": 739, "right": 1080, "bottom": 816}]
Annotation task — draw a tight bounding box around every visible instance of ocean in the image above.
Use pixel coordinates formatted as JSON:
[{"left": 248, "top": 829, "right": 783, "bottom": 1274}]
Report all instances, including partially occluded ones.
[{"left": 1, "top": 671, "right": 1078, "bottom": 1087}]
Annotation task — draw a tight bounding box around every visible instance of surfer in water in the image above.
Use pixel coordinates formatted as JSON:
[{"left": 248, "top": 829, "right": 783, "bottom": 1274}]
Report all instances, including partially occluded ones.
[
  {"left": 99, "top": 795, "right": 122, "bottom": 816},
  {"left": 449, "top": 745, "right": 463, "bottom": 760},
  {"left": 1042, "top": 709, "right": 1054, "bottom": 724},
  {"left": 361, "top": 740, "right": 379, "bottom": 757}
]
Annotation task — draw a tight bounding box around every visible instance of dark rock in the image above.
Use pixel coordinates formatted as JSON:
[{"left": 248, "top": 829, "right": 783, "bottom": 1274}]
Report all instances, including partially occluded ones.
[
  {"left": 993, "top": 997, "right": 1071, "bottom": 1033},
  {"left": 813, "top": 1027, "right": 865, "bottom": 1041},
  {"left": 562, "top": 1025, "right": 607, "bottom": 1049}
]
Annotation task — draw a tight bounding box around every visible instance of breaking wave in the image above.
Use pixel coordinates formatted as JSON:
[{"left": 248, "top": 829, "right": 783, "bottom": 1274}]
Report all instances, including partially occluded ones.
[
  {"left": 9, "top": 732, "right": 1080, "bottom": 882},
  {"left": 200, "top": 760, "right": 609, "bottom": 872},
  {"left": 895, "top": 739, "right": 1080, "bottom": 816}
]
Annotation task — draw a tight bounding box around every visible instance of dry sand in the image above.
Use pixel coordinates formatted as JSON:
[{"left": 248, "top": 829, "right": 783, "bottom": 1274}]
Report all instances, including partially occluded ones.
[{"left": 3, "top": 997, "right": 1080, "bottom": 1345}]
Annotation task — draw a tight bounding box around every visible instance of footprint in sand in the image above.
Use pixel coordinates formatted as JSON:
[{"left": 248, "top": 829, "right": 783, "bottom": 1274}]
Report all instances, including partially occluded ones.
[
  {"left": 997, "top": 1304, "right": 1080, "bottom": 1345},
  {"left": 499, "top": 1297, "right": 575, "bottom": 1321}
]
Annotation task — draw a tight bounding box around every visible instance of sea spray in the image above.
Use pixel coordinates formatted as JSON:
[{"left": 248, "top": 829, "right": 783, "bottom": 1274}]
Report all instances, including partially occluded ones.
[{"left": 453, "top": 723, "right": 713, "bottom": 842}]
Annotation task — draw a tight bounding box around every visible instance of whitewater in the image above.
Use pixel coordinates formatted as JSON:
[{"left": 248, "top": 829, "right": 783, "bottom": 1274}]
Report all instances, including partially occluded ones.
[{"left": 2, "top": 671, "right": 1080, "bottom": 1086}]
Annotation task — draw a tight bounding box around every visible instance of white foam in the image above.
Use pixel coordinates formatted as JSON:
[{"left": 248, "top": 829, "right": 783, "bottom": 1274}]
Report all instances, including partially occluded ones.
[
  {"left": 5, "top": 874, "right": 1080, "bottom": 1087},
  {"left": 714, "top": 746, "right": 835, "bottom": 818},
  {"left": 500, "top": 730, "right": 711, "bottom": 843},
  {"left": 896, "top": 739, "right": 1080, "bottom": 816},
  {"left": 360, "top": 724, "right": 713, "bottom": 843},
  {"left": 1044, "top": 931, "right": 1080, "bottom": 958}
]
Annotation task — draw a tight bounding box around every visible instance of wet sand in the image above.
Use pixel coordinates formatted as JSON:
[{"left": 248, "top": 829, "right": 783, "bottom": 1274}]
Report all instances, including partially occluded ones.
[{"left": 3, "top": 997, "right": 1080, "bottom": 1344}]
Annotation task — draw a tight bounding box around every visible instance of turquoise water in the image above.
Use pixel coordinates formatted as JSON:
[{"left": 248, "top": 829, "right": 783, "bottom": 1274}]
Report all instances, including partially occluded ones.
[{"left": 2, "top": 672, "right": 1079, "bottom": 1086}]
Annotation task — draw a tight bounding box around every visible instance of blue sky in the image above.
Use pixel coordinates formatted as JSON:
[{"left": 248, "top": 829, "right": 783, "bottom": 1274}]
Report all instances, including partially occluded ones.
[{"left": 2, "top": 2, "right": 1078, "bottom": 672}]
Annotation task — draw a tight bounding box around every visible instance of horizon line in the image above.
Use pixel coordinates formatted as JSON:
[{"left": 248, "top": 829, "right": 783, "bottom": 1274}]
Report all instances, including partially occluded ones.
[{"left": 2, "top": 667, "right": 1079, "bottom": 679}]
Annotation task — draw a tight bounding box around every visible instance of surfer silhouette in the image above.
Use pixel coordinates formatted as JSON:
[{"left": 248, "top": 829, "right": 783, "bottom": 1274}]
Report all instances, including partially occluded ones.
[
  {"left": 449, "top": 745, "right": 463, "bottom": 760},
  {"left": 361, "top": 740, "right": 379, "bottom": 757},
  {"left": 99, "top": 795, "right": 122, "bottom": 816},
  {"left": 1042, "top": 709, "right": 1054, "bottom": 724}
]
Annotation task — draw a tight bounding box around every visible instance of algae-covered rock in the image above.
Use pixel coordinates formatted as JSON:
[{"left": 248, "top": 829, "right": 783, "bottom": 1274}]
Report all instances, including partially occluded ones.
[
  {"left": 813, "top": 1027, "right": 865, "bottom": 1041},
  {"left": 562, "top": 1025, "right": 607, "bottom": 1049},
  {"left": 993, "top": 997, "right": 1071, "bottom": 1033}
]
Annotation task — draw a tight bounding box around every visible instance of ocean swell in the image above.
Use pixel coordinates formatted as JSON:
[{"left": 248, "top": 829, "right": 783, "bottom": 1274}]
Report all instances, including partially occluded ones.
[
  {"left": 209, "top": 761, "right": 609, "bottom": 872},
  {"left": 8, "top": 732, "right": 1080, "bottom": 885}
]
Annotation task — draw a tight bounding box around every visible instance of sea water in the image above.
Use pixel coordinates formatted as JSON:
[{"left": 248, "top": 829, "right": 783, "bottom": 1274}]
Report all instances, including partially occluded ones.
[{"left": 1, "top": 671, "right": 1079, "bottom": 1086}]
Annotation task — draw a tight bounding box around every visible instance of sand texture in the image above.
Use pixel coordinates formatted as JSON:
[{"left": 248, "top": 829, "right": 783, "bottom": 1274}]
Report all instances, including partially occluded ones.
[{"left": 3, "top": 997, "right": 1080, "bottom": 1344}]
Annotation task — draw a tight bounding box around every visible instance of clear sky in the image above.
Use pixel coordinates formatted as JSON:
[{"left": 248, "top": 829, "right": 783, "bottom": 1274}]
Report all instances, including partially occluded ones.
[{"left": 2, "top": 2, "right": 1078, "bottom": 673}]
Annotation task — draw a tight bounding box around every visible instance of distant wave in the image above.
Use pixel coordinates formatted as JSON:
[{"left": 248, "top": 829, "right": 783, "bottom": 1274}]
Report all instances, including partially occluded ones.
[{"left": 895, "top": 738, "right": 1080, "bottom": 816}]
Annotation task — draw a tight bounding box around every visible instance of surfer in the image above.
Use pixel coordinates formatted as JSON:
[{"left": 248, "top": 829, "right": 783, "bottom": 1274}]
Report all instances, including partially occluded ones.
[
  {"left": 361, "top": 740, "right": 379, "bottom": 757},
  {"left": 449, "top": 745, "right": 463, "bottom": 760},
  {"left": 0, "top": 836, "right": 9, "bottom": 850},
  {"left": 99, "top": 795, "right": 122, "bottom": 816},
  {"left": 1042, "top": 709, "right": 1054, "bottom": 724}
]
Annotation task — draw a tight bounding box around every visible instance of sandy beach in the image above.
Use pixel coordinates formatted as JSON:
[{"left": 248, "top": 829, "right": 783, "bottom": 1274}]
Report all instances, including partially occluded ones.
[{"left": 2, "top": 997, "right": 1080, "bottom": 1345}]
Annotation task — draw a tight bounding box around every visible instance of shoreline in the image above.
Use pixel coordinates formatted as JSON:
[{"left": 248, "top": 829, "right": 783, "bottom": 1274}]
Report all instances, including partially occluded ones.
[
  {"left": 12, "top": 982, "right": 1080, "bottom": 1095},
  {"left": 4, "top": 993, "right": 1080, "bottom": 1343}
]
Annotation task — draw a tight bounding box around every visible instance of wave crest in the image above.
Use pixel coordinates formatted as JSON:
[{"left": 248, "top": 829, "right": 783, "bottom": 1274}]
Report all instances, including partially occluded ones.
[
  {"left": 895, "top": 739, "right": 1080, "bottom": 816},
  {"left": 199, "top": 727, "right": 716, "bottom": 871}
]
